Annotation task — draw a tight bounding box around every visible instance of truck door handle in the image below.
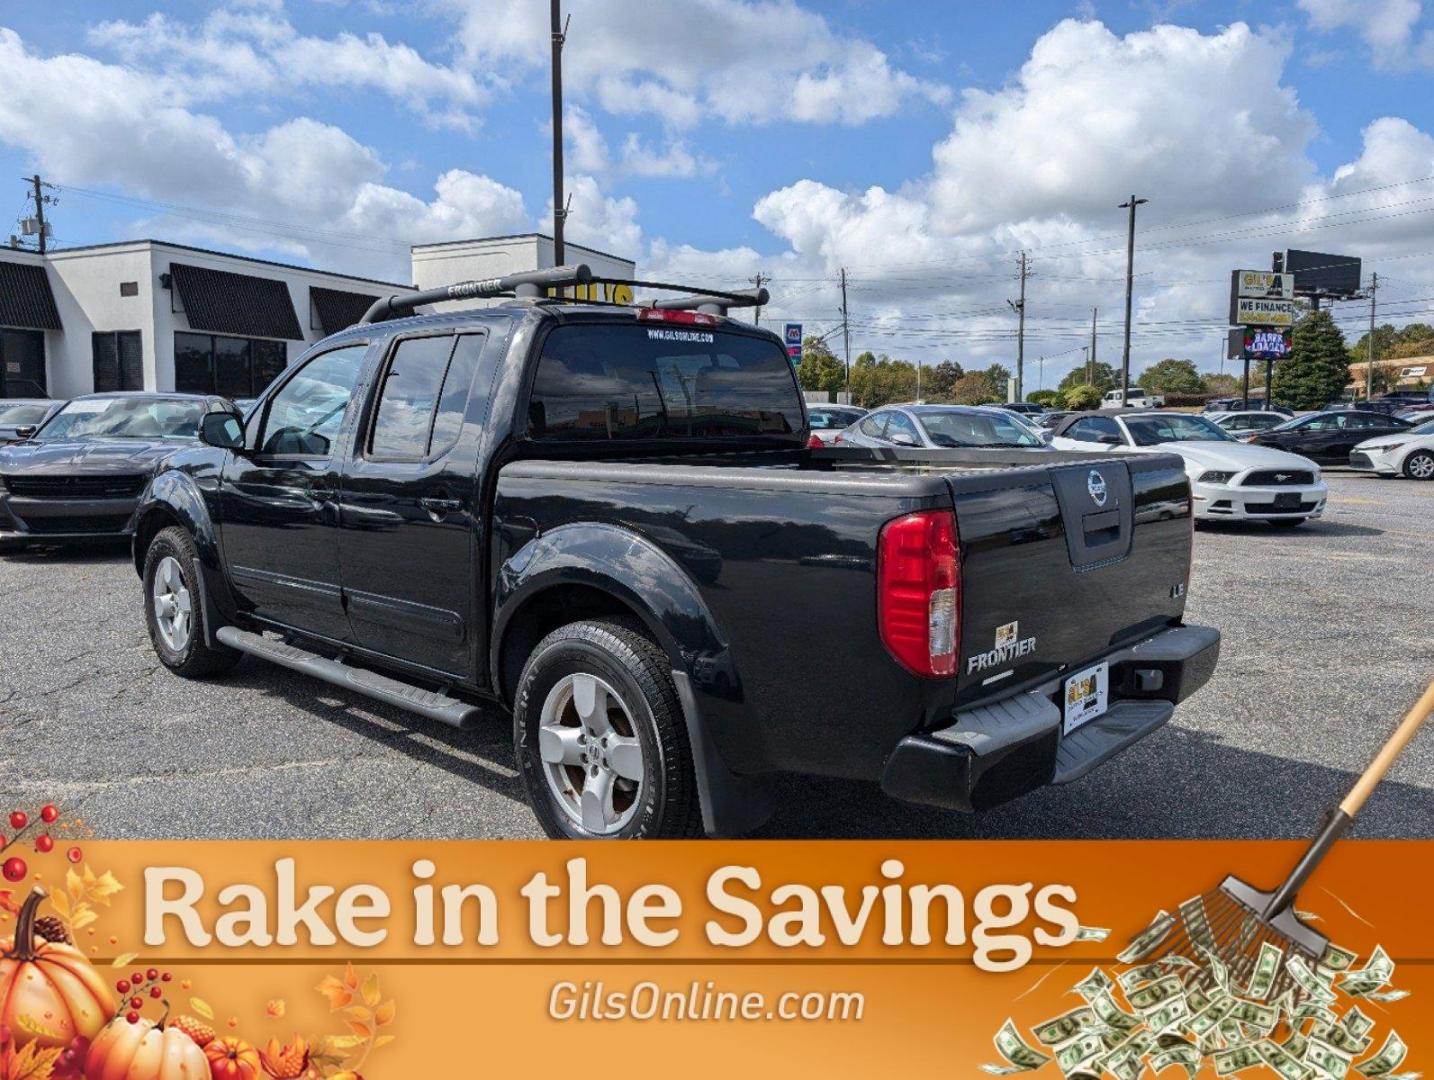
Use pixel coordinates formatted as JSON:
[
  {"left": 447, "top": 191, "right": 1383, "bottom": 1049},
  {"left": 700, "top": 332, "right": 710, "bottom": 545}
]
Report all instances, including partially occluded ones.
[{"left": 419, "top": 496, "right": 462, "bottom": 519}]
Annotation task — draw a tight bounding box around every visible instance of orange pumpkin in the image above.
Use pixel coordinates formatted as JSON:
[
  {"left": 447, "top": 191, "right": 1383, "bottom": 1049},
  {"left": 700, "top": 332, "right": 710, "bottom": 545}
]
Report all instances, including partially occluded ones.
[
  {"left": 85, "top": 1014, "right": 209, "bottom": 1080},
  {"left": 204, "top": 1036, "right": 263, "bottom": 1080},
  {"left": 0, "top": 887, "right": 115, "bottom": 1051}
]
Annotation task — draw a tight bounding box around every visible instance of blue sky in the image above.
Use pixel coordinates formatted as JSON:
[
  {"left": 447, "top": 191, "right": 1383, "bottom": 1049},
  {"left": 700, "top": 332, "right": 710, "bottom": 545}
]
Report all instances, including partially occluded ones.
[{"left": 3, "top": 0, "right": 1434, "bottom": 385}]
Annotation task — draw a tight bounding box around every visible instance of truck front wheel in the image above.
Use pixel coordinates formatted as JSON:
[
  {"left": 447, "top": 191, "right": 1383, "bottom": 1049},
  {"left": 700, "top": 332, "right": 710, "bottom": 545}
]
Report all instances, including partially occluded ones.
[
  {"left": 142, "top": 526, "right": 242, "bottom": 679},
  {"left": 514, "top": 618, "right": 703, "bottom": 839}
]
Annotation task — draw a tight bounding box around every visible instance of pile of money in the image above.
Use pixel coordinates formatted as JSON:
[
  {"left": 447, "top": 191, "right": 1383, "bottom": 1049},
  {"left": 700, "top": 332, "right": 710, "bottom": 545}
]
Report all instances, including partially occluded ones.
[{"left": 983, "top": 904, "right": 1415, "bottom": 1079}]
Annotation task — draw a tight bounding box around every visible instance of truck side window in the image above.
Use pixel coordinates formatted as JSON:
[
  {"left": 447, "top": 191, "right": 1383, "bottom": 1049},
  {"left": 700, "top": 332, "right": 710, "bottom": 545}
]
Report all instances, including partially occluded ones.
[
  {"left": 368, "top": 335, "right": 456, "bottom": 460},
  {"left": 427, "top": 334, "right": 486, "bottom": 458},
  {"left": 259, "top": 344, "right": 367, "bottom": 457}
]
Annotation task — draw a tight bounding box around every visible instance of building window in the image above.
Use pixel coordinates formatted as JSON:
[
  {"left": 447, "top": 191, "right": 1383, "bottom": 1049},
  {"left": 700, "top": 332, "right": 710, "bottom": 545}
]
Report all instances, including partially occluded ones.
[
  {"left": 174, "top": 332, "right": 288, "bottom": 399},
  {"left": 93, "top": 332, "right": 144, "bottom": 392},
  {"left": 0, "top": 328, "right": 46, "bottom": 398},
  {"left": 119, "top": 281, "right": 139, "bottom": 297}
]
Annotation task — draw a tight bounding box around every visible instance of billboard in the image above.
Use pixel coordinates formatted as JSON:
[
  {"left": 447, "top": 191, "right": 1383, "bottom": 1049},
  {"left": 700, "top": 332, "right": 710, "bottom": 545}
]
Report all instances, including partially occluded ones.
[
  {"left": 1232, "top": 296, "right": 1297, "bottom": 327},
  {"left": 1278, "top": 249, "right": 1362, "bottom": 298},
  {"left": 1233, "top": 269, "right": 1295, "bottom": 300},
  {"left": 784, "top": 323, "right": 802, "bottom": 364},
  {"left": 1242, "top": 326, "right": 1294, "bottom": 360}
]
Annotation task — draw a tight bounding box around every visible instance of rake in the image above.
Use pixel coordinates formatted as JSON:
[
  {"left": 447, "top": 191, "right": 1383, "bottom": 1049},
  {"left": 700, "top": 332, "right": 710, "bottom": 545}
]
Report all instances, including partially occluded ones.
[{"left": 1135, "top": 678, "right": 1434, "bottom": 1002}]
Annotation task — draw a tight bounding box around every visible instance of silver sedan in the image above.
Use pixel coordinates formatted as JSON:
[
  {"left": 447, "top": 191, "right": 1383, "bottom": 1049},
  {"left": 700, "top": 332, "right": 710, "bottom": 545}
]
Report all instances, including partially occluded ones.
[{"left": 836, "top": 404, "right": 1054, "bottom": 451}]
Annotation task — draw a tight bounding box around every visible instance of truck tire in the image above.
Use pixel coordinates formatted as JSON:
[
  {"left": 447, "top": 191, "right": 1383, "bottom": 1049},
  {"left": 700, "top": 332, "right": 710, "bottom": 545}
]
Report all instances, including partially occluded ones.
[
  {"left": 142, "top": 526, "right": 242, "bottom": 679},
  {"left": 514, "top": 618, "right": 703, "bottom": 840}
]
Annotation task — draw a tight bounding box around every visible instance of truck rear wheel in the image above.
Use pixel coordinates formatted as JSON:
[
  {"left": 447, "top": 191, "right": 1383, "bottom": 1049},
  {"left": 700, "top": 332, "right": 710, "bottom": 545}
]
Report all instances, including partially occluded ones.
[
  {"left": 142, "top": 526, "right": 242, "bottom": 679},
  {"left": 514, "top": 618, "right": 703, "bottom": 839}
]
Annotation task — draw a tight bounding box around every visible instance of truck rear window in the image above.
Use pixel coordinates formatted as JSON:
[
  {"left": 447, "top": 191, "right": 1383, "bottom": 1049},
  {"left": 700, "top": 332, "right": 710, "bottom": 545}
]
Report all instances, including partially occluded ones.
[{"left": 527, "top": 323, "right": 803, "bottom": 441}]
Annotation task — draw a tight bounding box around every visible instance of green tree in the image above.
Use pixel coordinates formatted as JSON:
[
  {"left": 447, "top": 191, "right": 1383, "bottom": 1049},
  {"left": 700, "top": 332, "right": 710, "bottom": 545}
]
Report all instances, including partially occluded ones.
[
  {"left": 1026, "top": 389, "right": 1061, "bottom": 407},
  {"left": 795, "top": 336, "right": 846, "bottom": 396},
  {"left": 1201, "top": 372, "right": 1240, "bottom": 396},
  {"left": 981, "top": 363, "right": 1012, "bottom": 401},
  {"left": 849, "top": 352, "right": 919, "bottom": 407},
  {"left": 1138, "top": 358, "right": 1203, "bottom": 395},
  {"left": 1059, "top": 361, "right": 1116, "bottom": 393},
  {"left": 949, "top": 372, "right": 998, "bottom": 405},
  {"left": 1272, "top": 310, "right": 1350, "bottom": 409},
  {"left": 925, "top": 359, "right": 963, "bottom": 399},
  {"left": 1064, "top": 383, "right": 1102, "bottom": 410}
]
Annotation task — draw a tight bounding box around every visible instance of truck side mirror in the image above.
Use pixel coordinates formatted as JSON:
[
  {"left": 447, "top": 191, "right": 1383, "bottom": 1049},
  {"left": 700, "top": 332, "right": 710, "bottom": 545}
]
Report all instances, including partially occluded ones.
[{"left": 200, "top": 413, "right": 245, "bottom": 450}]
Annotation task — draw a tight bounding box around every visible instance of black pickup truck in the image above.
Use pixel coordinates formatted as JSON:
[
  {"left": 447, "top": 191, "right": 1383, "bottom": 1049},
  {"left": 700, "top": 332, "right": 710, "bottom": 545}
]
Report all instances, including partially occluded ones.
[{"left": 132, "top": 266, "right": 1218, "bottom": 838}]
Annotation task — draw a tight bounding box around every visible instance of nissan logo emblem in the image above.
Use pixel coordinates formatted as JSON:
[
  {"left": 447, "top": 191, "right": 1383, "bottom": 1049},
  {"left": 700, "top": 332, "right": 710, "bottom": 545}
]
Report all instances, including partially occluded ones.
[{"left": 1087, "top": 470, "right": 1108, "bottom": 507}]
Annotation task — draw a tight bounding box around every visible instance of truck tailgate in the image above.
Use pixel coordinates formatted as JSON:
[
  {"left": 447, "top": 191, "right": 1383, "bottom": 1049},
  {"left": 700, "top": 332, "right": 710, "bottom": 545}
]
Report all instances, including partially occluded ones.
[{"left": 948, "top": 453, "right": 1191, "bottom": 704}]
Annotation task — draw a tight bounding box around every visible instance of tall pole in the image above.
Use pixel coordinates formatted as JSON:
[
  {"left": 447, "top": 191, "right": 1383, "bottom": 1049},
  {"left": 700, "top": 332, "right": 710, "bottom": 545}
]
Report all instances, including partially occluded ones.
[
  {"left": 1089, "top": 306, "right": 1097, "bottom": 383},
  {"left": 839, "top": 267, "right": 851, "bottom": 394},
  {"left": 1365, "top": 272, "right": 1378, "bottom": 401},
  {"left": 31, "top": 174, "right": 47, "bottom": 254},
  {"left": 1008, "top": 251, "right": 1028, "bottom": 402},
  {"left": 750, "top": 272, "right": 766, "bottom": 325},
  {"left": 1118, "top": 195, "right": 1147, "bottom": 406},
  {"left": 550, "top": 0, "right": 566, "bottom": 266}
]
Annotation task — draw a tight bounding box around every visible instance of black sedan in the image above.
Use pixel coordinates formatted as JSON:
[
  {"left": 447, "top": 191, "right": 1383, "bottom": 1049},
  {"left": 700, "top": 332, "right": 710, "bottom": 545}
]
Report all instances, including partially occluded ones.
[
  {"left": 0, "top": 392, "right": 234, "bottom": 548},
  {"left": 0, "top": 399, "right": 63, "bottom": 444},
  {"left": 1245, "top": 409, "right": 1413, "bottom": 464}
]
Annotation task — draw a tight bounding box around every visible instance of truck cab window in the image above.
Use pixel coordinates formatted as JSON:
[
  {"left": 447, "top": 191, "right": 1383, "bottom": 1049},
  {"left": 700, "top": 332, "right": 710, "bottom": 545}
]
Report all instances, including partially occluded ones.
[
  {"left": 368, "top": 335, "right": 456, "bottom": 460},
  {"left": 259, "top": 344, "right": 367, "bottom": 457}
]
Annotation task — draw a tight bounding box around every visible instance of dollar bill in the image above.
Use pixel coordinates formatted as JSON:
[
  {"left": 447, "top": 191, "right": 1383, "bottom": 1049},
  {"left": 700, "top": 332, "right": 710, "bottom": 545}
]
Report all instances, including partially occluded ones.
[
  {"left": 1179, "top": 895, "right": 1217, "bottom": 952},
  {"left": 1363, "top": 989, "right": 1409, "bottom": 1003},
  {"left": 1341, "top": 947, "right": 1395, "bottom": 997},
  {"left": 1200, "top": 945, "right": 1232, "bottom": 993},
  {"left": 1074, "top": 967, "right": 1114, "bottom": 1002},
  {"left": 1355, "top": 1032, "right": 1407, "bottom": 1078},
  {"left": 1319, "top": 943, "right": 1358, "bottom": 973},
  {"left": 1146, "top": 996, "right": 1191, "bottom": 1034},
  {"left": 1188, "top": 997, "right": 1237, "bottom": 1039},
  {"left": 1283, "top": 1031, "right": 1309, "bottom": 1059},
  {"left": 1228, "top": 999, "right": 1279, "bottom": 1033},
  {"left": 1056, "top": 1033, "right": 1107, "bottom": 1076},
  {"left": 1120, "top": 962, "right": 1170, "bottom": 992},
  {"left": 1246, "top": 941, "right": 1285, "bottom": 1001},
  {"left": 1307, "top": 1037, "right": 1354, "bottom": 1080},
  {"left": 1090, "top": 990, "right": 1141, "bottom": 1034},
  {"left": 1259, "top": 1038, "right": 1313, "bottom": 1080},
  {"left": 1128, "top": 975, "right": 1185, "bottom": 1014},
  {"left": 1288, "top": 955, "right": 1339, "bottom": 1005},
  {"left": 1151, "top": 1043, "right": 1201, "bottom": 1078},
  {"left": 1119, "top": 911, "right": 1176, "bottom": 964},
  {"left": 1075, "top": 925, "right": 1111, "bottom": 942},
  {"left": 1295, "top": 1001, "right": 1340, "bottom": 1028},
  {"left": 1034, "top": 1007, "right": 1099, "bottom": 1047},
  {"left": 986, "top": 1019, "right": 1053, "bottom": 1074},
  {"left": 1343, "top": 1007, "right": 1376, "bottom": 1040},
  {"left": 1187, "top": 986, "right": 1212, "bottom": 1015},
  {"left": 1214, "top": 1044, "right": 1264, "bottom": 1075},
  {"left": 1313, "top": 1021, "right": 1373, "bottom": 1057}
]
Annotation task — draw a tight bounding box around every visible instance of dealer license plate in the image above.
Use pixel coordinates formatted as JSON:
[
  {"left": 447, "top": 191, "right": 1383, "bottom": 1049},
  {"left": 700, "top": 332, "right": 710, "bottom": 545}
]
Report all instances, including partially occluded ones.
[{"left": 1063, "top": 662, "right": 1109, "bottom": 735}]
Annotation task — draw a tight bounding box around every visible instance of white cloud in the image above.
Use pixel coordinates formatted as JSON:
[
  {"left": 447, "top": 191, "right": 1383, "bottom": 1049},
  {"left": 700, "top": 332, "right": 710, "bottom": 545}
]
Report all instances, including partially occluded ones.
[
  {"left": 618, "top": 134, "right": 713, "bottom": 178},
  {"left": 442, "top": 0, "right": 949, "bottom": 129},
  {"left": 546, "top": 174, "right": 643, "bottom": 256},
  {"left": 1298, "top": 0, "right": 1434, "bottom": 68}
]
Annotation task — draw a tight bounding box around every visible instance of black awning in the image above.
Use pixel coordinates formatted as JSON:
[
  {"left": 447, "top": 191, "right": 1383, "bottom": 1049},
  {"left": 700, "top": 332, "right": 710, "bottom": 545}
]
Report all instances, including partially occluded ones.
[
  {"left": 0, "top": 260, "right": 62, "bottom": 331},
  {"left": 170, "top": 261, "right": 303, "bottom": 340},
  {"left": 310, "top": 285, "right": 381, "bottom": 336}
]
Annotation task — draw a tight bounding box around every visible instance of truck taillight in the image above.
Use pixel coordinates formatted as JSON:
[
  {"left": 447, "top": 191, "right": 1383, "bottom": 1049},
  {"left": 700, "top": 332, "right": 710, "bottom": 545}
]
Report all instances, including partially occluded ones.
[
  {"left": 877, "top": 510, "right": 960, "bottom": 678},
  {"left": 806, "top": 433, "right": 825, "bottom": 449},
  {"left": 637, "top": 307, "right": 718, "bottom": 326}
]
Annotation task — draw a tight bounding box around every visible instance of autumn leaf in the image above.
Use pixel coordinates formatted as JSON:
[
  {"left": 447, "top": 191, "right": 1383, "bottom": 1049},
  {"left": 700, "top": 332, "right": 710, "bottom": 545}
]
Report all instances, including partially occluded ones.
[
  {"left": 65, "top": 869, "right": 83, "bottom": 904},
  {"left": 373, "top": 1034, "right": 396, "bottom": 1049},
  {"left": 86, "top": 869, "right": 124, "bottom": 905},
  {"left": 320, "top": 1035, "right": 365, "bottom": 1053},
  {"left": 360, "top": 972, "right": 380, "bottom": 1008},
  {"left": 342, "top": 963, "right": 359, "bottom": 990},
  {"left": 0, "top": 890, "right": 19, "bottom": 917},
  {"left": 47, "top": 891, "right": 69, "bottom": 920},
  {"left": 2, "top": 1041, "right": 64, "bottom": 1080},
  {"left": 342, "top": 1006, "right": 371, "bottom": 1025},
  {"left": 110, "top": 952, "right": 137, "bottom": 968},
  {"left": 190, "top": 997, "right": 215, "bottom": 1021},
  {"left": 265, "top": 999, "right": 285, "bottom": 1019},
  {"left": 373, "top": 1000, "right": 395, "bottom": 1027},
  {"left": 344, "top": 1021, "right": 372, "bottom": 1040},
  {"left": 315, "top": 975, "right": 353, "bottom": 1011}
]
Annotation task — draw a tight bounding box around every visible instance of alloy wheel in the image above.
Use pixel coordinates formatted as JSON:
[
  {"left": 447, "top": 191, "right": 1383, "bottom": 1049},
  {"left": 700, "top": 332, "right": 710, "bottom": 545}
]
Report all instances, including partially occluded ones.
[
  {"left": 152, "top": 555, "right": 192, "bottom": 652},
  {"left": 537, "top": 672, "right": 645, "bottom": 835}
]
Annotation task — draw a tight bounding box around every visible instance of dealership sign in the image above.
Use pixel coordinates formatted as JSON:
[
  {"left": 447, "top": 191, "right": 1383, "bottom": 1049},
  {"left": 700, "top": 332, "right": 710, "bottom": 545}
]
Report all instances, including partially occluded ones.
[
  {"left": 1234, "top": 270, "right": 1295, "bottom": 300},
  {"left": 1232, "top": 296, "right": 1297, "bottom": 327},
  {"left": 1242, "top": 326, "right": 1294, "bottom": 360},
  {"left": 784, "top": 323, "right": 802, "bottom": 363}
]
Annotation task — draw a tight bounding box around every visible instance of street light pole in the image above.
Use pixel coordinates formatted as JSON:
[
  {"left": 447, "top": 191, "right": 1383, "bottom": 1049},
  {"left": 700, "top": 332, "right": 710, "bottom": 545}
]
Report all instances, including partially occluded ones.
[
  {"left": 550, "top": 0, "right": 567, "bottom": 265},
  {"left": 1118, "top": 195, "right": 1147, "bottom": 406}
]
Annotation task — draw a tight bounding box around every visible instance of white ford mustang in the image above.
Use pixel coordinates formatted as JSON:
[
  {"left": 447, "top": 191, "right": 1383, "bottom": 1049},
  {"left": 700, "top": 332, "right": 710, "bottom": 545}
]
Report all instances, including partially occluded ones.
[
  {"left": 1050, "top": 410, "right": 1328, "bottom": 526},
  {"left": 1349, "top": 416, "right": 1434, "bottom": 480}
]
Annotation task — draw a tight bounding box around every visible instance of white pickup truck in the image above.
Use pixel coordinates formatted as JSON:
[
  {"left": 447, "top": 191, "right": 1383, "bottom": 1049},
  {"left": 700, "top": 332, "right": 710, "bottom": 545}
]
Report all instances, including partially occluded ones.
[{"left": 1103, "top": 387, "right": 1165, "bottom": 408}]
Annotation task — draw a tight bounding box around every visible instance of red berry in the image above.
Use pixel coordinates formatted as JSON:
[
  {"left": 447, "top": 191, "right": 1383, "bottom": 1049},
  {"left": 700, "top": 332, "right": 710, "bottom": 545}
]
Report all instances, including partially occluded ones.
[
  {"left": 126, "top": 1012, "right": 139, "bottom": 1025},
  {"left": 149, "top": 986, "right": 162, "bottom": 999},
  {"left": 146, "top": 968, "right": 158, "bottom": 981},
  {"left": 131, "top": 972, "right": 143, "bottom": 985},
  {"left": 1, "top": 857, "right": 26, "bottom": 883},
  {"left": 40, "top": 805, "right": 58, "bottom": 824},
  {"left": 116, "top": 980, "right": 130, "bottom": 994},
  {"left": 161, "top": 972, "right": 172, "bottom": 982},
  {"left": 129, "top": 997, "right": 143, "bottom": 1010},
  {"left": 8, "top": 811, "right": 26, "bottom": 831},
  {"left": 66, "top": 846, "right": 82, "bottom": 864},
  {"left": 35, "top": 835, "right": 54, "bottom": 853}
]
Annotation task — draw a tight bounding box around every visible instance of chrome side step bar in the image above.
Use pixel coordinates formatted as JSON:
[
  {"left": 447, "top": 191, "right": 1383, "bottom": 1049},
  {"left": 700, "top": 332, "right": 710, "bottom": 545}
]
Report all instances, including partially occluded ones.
[{"left": 216, "top": 626, "right": 482, "bottom": 730}]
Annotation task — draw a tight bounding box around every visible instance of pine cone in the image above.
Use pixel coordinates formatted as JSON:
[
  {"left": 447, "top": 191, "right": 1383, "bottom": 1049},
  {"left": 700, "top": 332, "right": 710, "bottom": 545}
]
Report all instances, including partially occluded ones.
[{"left": 33, "top": 915, "right": 70, "bottom": 944}]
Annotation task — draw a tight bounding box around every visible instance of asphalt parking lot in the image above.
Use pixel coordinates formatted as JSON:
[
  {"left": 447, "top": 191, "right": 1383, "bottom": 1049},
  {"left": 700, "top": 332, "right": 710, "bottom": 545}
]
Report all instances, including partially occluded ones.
[{"left": 1, "top": 472, "right": 1430, "bottom": 840}]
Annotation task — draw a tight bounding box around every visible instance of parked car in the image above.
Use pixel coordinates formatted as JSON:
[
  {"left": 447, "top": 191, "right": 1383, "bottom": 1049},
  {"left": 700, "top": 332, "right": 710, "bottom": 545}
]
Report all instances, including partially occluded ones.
[
  {"left": 998, "top": 402, "right": 1047, "bottom": 417},
  {"left": 1050, "top": 410, "right": 1327, "bottom": 527},
  {"left": 805, "top": 404, "right": 866, "bottom": 445},
  {"left": 1201, "top": 399, "right": 1292, "bottom": 417},
  {"left": 1349, "top": 416, "right": 1434, "bottom": 480},
  {"left": 1374, "top": 389, "right": 1434, "bottom": 407},
  {"left": 1207, "top": 411, "right": 1288, "bottom": 435},
  {"left": 129, "top": 265, "right": 1217, "bottom": 839},
  {"left": 0, "top": 393, "right": 233, "bottom": 549},
  {"left": 837, "top": 404, "right": 1053, "bottom": 451},
  {"left": 1395, "top": 404, "right": 1434, "bottom": 423},
  {"left": 1036, "top": 410, "right": 1073, "bottom": 429},
  {"left": 1246, "top": 410, "right": 1413, "bottom": 464},
  {"left": 1102, "top": 387, "right": 1164, "bottom": 408},
  {"left": 0, "top": 399, "right": 62, "bottom": 444}
]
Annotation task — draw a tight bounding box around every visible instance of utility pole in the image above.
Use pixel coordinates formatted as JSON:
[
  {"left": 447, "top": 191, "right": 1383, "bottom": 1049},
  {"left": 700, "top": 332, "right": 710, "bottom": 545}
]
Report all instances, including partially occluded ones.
[
  {"left": 550, "top": 0, "right": 567, "bottom": 266},
  {"left": 839, "top": 267, "right": 851, "bottom": 395},
  {"left": 1365, "top": 272, "right": 1378, "bottom": 402},
  {"left": 1089, "top": 307, "right": 1097, "bottom": 383},
  {"left": 21, "top": 175, "right": 54, "bottom": 254},
  {"left": 1118, "top": 195, "right": 1147, "bottom": 406},
  {"left": 1007, "top": 251, "right": 1029, "bottom": 402},
  {"left": 750, "top": 272, "right": 766, "bottom": 325}
]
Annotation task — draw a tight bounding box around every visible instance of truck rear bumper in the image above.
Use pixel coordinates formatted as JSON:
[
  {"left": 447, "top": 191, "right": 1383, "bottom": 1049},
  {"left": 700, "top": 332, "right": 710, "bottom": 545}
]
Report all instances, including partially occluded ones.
[{"left": 880, "top": 624, "right": 1219, "bottom": 813}]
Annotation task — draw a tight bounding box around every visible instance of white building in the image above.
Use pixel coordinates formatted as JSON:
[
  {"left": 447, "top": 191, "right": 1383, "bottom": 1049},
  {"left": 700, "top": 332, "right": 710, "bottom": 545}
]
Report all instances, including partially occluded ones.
[{"left": 0, "top": 232, "right": 635, "bottom": 401}]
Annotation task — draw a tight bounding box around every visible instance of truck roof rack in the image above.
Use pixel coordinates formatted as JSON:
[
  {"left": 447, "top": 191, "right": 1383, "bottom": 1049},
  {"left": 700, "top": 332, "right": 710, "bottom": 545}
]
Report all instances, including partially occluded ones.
[{"left": 358, "top": 264, "right": 771, "bottom": 324}]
